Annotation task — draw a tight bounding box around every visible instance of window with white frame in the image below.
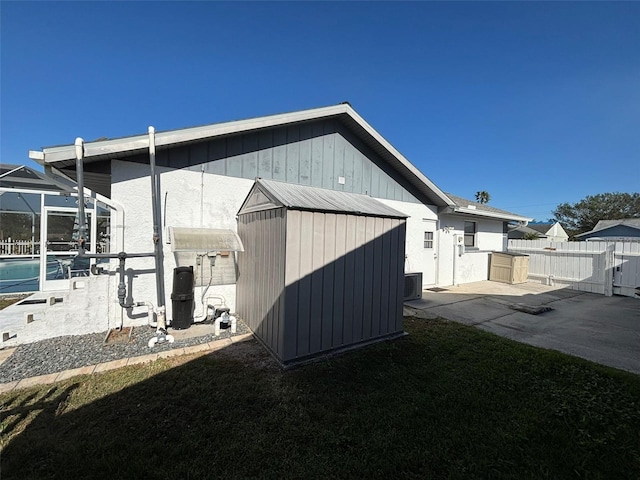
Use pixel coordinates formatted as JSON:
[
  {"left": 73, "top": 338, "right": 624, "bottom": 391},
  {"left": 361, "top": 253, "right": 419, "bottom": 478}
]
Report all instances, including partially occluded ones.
[
  {"left": 464, "top": 221, "right": 476, "bottom": 247},
  {"left": 424, "top": 231, "right": 434, "bottom": 249}
]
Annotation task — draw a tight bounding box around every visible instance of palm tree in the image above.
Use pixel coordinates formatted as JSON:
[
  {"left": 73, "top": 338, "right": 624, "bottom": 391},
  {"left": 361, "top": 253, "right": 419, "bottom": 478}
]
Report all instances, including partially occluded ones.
[{"left": 475, "top": 191, "right": 491, "bottom": 204}]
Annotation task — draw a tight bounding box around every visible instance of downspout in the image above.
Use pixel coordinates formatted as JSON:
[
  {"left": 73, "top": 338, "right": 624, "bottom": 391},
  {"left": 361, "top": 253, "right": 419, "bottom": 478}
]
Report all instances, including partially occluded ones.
[
  {"left": 73, "top": 134, "right": 173, "bottom": 347},
  {"left": 75, "top": 138, "right": 87, "bottom": 255},
  {"left": 148, "top": 127, "right": 166, "bottom": 310},
  {"left": 147, "top": 127, "right": 172, "bottom": 348}
]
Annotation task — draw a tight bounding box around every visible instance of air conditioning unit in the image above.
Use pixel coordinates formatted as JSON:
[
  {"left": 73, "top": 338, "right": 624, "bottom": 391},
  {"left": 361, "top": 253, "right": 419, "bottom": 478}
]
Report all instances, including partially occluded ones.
[{"left": 404, "top": 272, "right": 423, "bottom": 301}]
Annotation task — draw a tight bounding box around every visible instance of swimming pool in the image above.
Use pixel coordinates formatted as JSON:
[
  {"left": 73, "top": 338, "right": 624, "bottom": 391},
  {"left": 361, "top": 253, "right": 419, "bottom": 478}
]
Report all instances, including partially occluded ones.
[{"left": 0, "top": 257, "right": 66, "bottom": 293}]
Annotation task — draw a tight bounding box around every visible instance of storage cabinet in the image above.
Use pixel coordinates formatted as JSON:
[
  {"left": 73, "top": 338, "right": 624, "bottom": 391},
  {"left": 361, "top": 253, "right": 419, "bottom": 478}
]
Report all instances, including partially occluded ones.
[{"left": 489, "top": 252, "right": 529, "bottom": 284}]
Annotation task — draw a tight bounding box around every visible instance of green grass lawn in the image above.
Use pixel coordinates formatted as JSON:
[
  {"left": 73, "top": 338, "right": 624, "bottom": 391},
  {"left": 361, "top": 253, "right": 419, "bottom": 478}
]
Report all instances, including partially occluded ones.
[{"left": 1, "top": 317, "right": 639, "bottom": 479}]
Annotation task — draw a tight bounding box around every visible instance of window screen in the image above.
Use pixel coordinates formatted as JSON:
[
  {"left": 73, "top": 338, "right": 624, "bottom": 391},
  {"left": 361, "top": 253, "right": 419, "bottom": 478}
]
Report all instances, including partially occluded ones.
[
  {"left": 424, "top": 231, "right": 434, "bottom": 249},
  {"left": 464, "top": 221, "right": 476, "bottom": 247}
]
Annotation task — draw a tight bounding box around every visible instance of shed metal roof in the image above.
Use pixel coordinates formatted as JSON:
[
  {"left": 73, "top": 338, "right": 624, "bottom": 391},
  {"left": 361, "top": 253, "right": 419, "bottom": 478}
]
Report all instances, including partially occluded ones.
[{"left": 239, "top": 179, "right": 408, "bottom": 219}]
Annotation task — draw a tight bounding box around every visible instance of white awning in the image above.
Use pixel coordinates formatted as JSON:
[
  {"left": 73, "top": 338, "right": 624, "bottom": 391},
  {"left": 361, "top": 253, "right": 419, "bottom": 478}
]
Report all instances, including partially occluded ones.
[{"left": 169, "top": 228, "right": 244, "bottom": 252}]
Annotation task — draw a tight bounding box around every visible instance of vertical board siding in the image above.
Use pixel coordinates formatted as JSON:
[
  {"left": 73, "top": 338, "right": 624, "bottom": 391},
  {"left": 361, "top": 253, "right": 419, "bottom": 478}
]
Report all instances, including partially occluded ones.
[
  {"left": 283, "top": 210, "right": 301, "bottom": 360},
  {"left": 371, "top": 217, "right": 384, "bottom": 337},
  {"left": 169, "top": 118, "right": 421, "bottom": 203},
  {"left": 321, "top": 213, "right": 337, "bottom": 350},
  {"left": 298, "top": 124, "right": 312, "bottom": 185},
  {"left": 238, "top": 186, "right": 407, "bottom": 365},
  {"left": 308, "top": 212, "right": 325, "bottom": 354},
  {"left": 286, "top": 126, "right": 300, "bottom": 184},
  {"left": 283, "top": 212, "right": 405, "bottom": 363},
  {"left": 342, "top": 215, "right": 357, "bottom": 346},
  {"left": 380, "top": 218, "right": 392, "bottom": 335},
  {"left": 395, "top": 221, "right": 406, "bottom": 332},
  {"left": 361, "top": 216, "right": 376, "bottom": 340},
  {"left": 333, "top": 215, "right": 347, "bottom": 346},
  {"left": 272, "top": 128, "right": 287, "bottom": 181},
  {"left": 236, "top": 208, "right": 286, "bottom": 360},
  {"left": 614, "top": 241, "right": 640, "bottom": 297},
  {"left": 295, "top": 211, "right": 314, "bottom": 357},
  {"left": 508, "top": 239, "right": 640, "bottom": 297},
  {"left": 241, "top": 135, "right": 258, "bottom": 179},
  {"left": 352, "top": 216, "right": 367, "bottom": 342},
  {"left": 258, "top": 130, "right": 273, "bottom": 178},
  {"left": 322, "top": 124, "right": 335, "bottom": 189},
  {"left": 226, "top": 136, "right": 243, "bottom": 177}
]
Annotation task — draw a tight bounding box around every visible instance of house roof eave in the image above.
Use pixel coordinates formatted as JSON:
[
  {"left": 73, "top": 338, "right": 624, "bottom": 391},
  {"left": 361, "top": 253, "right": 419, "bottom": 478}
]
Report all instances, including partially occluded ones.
[
  {"left": 442, "top": 206, "right": 532, "bottom": 223},
  {"left": 29, "top": 103, "right": 453, "bottom": 208}
]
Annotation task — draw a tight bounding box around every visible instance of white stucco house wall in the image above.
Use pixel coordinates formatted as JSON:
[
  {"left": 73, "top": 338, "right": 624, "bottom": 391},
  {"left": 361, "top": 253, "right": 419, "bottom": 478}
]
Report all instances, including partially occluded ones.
[{"left": 25, "top": 104, "right": 530, "bottom": 339}]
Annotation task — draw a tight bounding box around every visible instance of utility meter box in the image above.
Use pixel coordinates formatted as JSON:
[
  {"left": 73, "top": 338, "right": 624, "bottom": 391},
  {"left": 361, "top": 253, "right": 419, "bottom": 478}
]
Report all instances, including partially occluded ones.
[{"left": 489, "top": 252, "right": 529, "bottom": 284}]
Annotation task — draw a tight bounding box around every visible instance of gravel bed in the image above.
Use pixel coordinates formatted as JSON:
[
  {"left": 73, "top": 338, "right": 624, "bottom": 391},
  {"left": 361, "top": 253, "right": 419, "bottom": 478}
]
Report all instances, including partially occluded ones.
[{"left": 0, "top": 319, "right": 251, "bottom": 383}]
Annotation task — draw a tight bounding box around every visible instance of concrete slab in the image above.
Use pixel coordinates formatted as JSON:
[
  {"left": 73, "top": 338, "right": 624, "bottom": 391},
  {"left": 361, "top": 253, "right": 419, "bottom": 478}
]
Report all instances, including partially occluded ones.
[
  {"left": 427, "top": 298, "right": 514, "bottom": 326},
  {"left": 408, "top": 281, "right": 640, "bottom": 374}
]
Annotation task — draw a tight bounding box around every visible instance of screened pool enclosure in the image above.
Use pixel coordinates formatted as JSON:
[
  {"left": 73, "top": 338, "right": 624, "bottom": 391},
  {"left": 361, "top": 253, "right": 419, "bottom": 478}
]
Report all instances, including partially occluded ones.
[{"left": 0, "top": 165, "right": 114, "bottom": 293}]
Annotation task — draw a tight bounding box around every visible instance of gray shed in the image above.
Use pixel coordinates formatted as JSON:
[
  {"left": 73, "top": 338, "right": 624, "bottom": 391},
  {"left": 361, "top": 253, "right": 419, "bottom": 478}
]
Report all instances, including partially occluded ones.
[{"left": 236, "top": 178, "right": 408, "bottom": 365}]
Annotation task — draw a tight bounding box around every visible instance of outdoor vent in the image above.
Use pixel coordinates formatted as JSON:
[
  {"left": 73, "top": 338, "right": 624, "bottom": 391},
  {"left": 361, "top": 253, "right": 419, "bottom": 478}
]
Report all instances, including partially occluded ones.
[{"left": 404, "top": 273, "right": 423, "bottom": 301}]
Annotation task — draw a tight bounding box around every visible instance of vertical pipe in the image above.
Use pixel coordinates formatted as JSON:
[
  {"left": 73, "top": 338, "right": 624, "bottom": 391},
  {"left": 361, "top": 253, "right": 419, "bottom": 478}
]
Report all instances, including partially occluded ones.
[
  {"left": 75, "top": 138, "right": 87, "bottom": 255},
  {"left": 148, "top": 127, "right": 166, "bottom": 308}
]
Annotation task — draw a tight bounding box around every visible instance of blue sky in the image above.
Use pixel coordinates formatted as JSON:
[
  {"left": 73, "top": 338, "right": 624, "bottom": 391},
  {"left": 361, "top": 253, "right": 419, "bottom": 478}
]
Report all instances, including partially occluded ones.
[{"left": 2, "top": 1, "right": 638, "bottom": 221}]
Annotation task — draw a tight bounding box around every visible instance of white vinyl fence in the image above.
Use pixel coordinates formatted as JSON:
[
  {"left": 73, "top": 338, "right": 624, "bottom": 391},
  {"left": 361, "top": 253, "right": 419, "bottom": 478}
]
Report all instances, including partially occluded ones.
[
  {"left": 0, "top": 239, "right": 39, "bottom": 256},
  {"left": 508, "top": 240, "right": 640, "bottom": 298}
]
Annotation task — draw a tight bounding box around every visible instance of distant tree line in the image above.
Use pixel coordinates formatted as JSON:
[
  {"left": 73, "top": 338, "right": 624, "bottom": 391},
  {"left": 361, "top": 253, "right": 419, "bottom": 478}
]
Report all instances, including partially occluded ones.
[{"left": 552, "top": 192, "right": 640, "bottom": 238}]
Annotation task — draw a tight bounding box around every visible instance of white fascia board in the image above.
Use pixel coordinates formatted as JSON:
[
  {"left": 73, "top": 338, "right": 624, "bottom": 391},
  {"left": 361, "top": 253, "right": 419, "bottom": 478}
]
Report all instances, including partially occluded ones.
[
  {"left": 0, "top": 187, "right": 68, "bottom": 196},
  {"left": 27, "top": 103, "right": 454, "bottom": 207},
  {"left": 31, "top": 105, "right": 351, "bottom": 165},
  {"left": 451, "top": 207, "right": 532, "bottom": 223},
  {"left": 156, "top": 104, "right": 349, "bottom": 147},
  {"left": 28, "top": 150, "right": 44, "bottom": 161}
]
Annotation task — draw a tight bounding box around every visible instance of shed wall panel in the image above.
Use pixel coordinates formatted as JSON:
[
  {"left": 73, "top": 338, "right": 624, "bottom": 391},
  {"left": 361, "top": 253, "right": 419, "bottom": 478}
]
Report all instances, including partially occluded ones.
[
  {"left": 280, "top": 211, "right": 406, "bottom": 363},
  {"left": 236, "top": 208, "right": 286, "bottom": 359},
  {"left": 332, "top": 215, "right": 347, "bottom": 346},
  {"left": 239, "top": 187, "right": 406, "bottom": 364}
]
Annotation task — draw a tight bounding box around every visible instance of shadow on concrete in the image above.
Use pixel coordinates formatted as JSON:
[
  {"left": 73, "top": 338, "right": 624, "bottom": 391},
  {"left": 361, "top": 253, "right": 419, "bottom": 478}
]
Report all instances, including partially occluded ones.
[{"left": 405, "top": 281, "right": 640, "bottom": 374}]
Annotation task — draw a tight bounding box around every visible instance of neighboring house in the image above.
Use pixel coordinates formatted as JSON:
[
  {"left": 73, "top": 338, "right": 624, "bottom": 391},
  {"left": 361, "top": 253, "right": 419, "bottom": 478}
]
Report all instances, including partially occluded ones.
[
  {"left": 575, "top": 219, "right": 640, "bottom": 241},
  {"left": 508, "top": 222, "right": 568, "bottom": 242},
  {"left": 25, "top": 104, "right": 530, "bottom": 337},
  {"left": 436, "top": 194, "right": 531, "bottom": 286}
]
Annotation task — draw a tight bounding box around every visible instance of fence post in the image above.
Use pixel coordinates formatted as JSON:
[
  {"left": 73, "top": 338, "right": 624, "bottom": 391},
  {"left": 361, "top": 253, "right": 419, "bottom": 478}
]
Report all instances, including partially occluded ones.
[{"left": 604, "top": 243, "right": 614, "bottom": 297}]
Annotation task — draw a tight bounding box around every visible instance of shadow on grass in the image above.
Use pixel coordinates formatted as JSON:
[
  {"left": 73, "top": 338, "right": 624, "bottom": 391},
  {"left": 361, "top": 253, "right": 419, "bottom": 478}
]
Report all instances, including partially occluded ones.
[{"left": 2, "top": 320, "right": 640, "bottom": 480}]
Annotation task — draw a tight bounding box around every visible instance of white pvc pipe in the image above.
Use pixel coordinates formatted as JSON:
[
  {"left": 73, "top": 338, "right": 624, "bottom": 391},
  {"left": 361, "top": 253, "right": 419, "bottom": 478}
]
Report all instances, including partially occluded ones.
[
  {"left": 148, "top": 305, "right": 174, "bottom": 348},
  {"left": 214, "top": 311, "right": 236, "bottom": 336},
  {"left": 194, "top": 294, "right": 227, "bottom": 324},
  {"left": 142, "top": 302, "right": 157, "bottom": 327}
]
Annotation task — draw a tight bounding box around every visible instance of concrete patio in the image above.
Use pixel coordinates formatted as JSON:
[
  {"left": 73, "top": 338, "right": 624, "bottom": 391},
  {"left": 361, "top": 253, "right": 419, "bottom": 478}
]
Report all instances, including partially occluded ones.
[{"left": 405, "top": 281, "right": 640, "bottom": 374}]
